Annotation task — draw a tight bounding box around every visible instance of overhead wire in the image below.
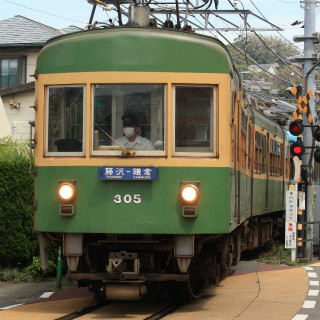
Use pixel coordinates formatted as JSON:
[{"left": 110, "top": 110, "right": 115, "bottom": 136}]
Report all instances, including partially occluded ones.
[
  {"left": 189, "top": 12, "right": 296, "bottom": 85},
  {"left": 248, "top": 0, "right": 303, "bottom": 53},
  {"left": 227, "top": 0, "right": 303, "bottom": 78},
  {"left": 2, "top": 0, "right": 87, "bottom": 24}
]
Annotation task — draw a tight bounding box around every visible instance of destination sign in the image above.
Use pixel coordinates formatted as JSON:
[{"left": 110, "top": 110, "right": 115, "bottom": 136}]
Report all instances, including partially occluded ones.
[{"left": 98, "top": 166, "right": 159, "bottom": 180}]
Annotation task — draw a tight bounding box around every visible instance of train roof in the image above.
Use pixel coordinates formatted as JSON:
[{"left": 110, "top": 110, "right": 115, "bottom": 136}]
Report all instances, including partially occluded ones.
[
  {"left": 36, "top": 27, "right": 240, "bottom": 88},
  {"left": 247, "top": 104, "right": 287, "bottom": 140}
]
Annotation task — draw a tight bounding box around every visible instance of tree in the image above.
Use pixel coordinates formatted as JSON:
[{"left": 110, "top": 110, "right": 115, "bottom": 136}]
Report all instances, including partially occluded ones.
[{"left": 230, "top": 34, "right": 300, "bottom": 66}]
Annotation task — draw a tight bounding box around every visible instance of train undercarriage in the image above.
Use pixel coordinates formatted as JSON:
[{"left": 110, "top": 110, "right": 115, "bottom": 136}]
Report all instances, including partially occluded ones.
[{"left": 39, "top": 212, "right": 284, "bottom": 302}]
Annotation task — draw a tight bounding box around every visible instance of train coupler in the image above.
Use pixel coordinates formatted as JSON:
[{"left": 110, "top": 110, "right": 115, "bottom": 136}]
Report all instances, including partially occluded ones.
[{"left": 106, "top": 251, "right": 140, "bottom": 280}]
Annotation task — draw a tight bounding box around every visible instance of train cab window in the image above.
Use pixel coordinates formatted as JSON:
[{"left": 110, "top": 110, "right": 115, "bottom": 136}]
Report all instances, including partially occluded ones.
[
  {"left": 46, "top": 86, "right": 85, "bottom": 155},
  {"left": 174, "top": 86, "right": 215, "bottom": 155},
  {"left": 92, "top": 84, "right": 165, "bottom": 156}
]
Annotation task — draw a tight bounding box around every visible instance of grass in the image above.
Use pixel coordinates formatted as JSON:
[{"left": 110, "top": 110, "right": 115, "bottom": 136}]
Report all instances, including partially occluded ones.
[
  {"left": 0, "top": 257, "right": 57, "bottom": 283},
  {"left": 257, "top": 243, "right": 303, "bottom": 266}
]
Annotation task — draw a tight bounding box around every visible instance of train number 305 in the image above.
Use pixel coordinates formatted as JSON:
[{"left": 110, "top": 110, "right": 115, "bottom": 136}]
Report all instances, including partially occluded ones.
[{"left": 114, "top": 194, "right": 142, "bottom": 204}]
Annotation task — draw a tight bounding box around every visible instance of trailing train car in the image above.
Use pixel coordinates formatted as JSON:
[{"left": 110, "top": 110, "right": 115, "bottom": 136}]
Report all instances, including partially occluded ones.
[{"left": 33, "top": 15, "right": 290, "bottom": 301}]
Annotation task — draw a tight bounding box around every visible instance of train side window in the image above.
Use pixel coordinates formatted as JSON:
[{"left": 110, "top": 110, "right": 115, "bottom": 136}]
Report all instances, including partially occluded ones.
[
  {"left": 261, "top": 135, "right": 266, "bottom": 174},
  {"left": 174, "top": 86, "right": 215, "bottom": 155},
  {"left": 92, "top": 84, "right": 165, "bottom": 156},
  {"left": 254, "top": 132, "right": 261, "bottom": 174},
  {"left": 240, "top": 109, "right": 247, "bottom": 169},
  {"left": 46, "top": 86, "right": 85, "bottom": 155},
  {"left": 269, "top": 140, "right": 282, "bottom": 177}
]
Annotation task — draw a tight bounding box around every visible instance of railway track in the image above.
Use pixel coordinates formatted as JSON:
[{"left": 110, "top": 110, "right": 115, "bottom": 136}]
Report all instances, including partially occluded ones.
[
  {"left": 144, "top": 301, "right": 183, "bottom": 319},
  {"left": 53, "top": 300, "right": 182, "bottom": 320},
  {"left": 53, "top": 301, "right": 107, "bottom": 320}
]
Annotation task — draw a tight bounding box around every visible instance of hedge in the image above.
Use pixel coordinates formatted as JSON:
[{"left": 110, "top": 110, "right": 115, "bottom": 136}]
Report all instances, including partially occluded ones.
[{"left": 0, "top": 136, "right": 38, "bottom": 267}]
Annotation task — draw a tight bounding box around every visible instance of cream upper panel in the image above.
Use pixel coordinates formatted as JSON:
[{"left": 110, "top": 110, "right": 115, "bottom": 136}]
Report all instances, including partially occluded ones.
[{"left": 35, "top": 72, "right": 233, "bottom": 168}]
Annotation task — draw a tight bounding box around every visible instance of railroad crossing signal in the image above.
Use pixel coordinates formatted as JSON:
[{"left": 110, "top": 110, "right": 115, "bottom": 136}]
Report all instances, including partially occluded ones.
[
  {"left": 289, "top": 120, "right": 305, "bottom": 159},
  {"left": 289, "top": 87, "right": 320, "bottom": 163},
  {"left": 289, "top": 120, "right": 304, "bottom": 136},
  {"left": 290, "top": 140, "right": 305, "bottom": 158},
  {"left": 292, "top": 85, "right": 313, "bottom": 124}
]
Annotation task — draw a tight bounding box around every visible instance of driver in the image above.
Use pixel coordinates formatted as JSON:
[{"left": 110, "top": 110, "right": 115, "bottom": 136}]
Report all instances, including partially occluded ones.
[{"left": 116, "top": 113, "right": 154, "bottom": 150}]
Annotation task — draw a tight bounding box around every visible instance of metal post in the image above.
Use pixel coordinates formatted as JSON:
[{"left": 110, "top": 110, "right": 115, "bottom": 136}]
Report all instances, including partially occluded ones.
[
  {"left": 55, "top": 246, "right": 63, "bottom": 291},
  {"left": 302, "top": 0, "right": 316, "bottom": 260},
  {"left": 291, "top": 183, "right": 298, "bottom": 262}
]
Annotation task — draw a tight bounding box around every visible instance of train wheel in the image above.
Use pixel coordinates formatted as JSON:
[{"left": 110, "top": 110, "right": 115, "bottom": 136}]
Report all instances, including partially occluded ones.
[
  {"left": 176, "top": 261, "right": 208, "bottom": 302},
  {"left": 232, "top": 232, "right": 242, "bottom": 266},
  {"left": 90, "top": 281, "right": 106, "bottom": 303},
  {"left": 175, "top": 276, "right": 207, "bottom": 303}
]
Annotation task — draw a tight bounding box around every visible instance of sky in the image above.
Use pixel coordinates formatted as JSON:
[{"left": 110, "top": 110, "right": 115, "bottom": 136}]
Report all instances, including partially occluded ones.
[{"left": 0, "top": 0, "right": 318, "bottom": 50}]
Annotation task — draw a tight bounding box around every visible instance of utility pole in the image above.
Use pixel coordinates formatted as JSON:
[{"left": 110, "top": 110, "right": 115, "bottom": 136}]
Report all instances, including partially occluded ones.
[
  {"left": 303, "top": 0, "right": 316, "bottom": 260},
  {"left": 294, "top": 0, "right": 318, "bottom": 259}
]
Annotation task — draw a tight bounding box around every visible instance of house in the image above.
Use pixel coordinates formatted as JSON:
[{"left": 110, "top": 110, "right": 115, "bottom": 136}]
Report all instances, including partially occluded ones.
[
  {"left": 248, "top": 63, "right": 278, "bottom": 76},
  {"left": 0, "top": 15, "right": 80, "bottom": 141},
  {"left": 242, "top": 79, "right": 273, "bottom": 93}
]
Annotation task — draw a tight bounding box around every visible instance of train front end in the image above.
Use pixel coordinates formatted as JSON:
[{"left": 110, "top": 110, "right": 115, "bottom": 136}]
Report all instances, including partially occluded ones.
[{"left": 34, "top": 27, "right": 238, "bottom": 300}]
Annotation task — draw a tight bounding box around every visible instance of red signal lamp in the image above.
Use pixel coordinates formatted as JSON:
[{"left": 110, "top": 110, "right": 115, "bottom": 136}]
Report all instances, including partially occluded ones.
[
  {"left": 290, "top": 140, "right": 305, "bottom": 158},
  {"left": 289, "top": 120, "right": 304, "bottom": 136}
]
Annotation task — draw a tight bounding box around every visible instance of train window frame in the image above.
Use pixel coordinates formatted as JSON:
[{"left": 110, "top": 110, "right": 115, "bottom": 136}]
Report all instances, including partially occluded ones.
[
  {"left": 91, "top": 83, "right": 166, "bottom": 157},
  {"left": 45, "top": 85, "right": 86, "bottom": 157},
  {"left": 173, "top": 84, "right": 217, "bottom": 157}
]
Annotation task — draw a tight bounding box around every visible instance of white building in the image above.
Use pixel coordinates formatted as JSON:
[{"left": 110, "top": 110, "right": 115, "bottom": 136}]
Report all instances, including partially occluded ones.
[{"left": 0, "top": 15, "right": 80, "bottom": 141}]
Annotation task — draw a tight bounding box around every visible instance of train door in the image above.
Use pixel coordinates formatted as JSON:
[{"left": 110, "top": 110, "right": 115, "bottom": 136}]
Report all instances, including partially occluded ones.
[
  {"left": 248, "top": 123, "right": 253, "bottom": 216},
  {"left": 281, "top": 143, "right": 286, "bottom": 208},
  {"left": 240, "top": 108, "right": 248, "bottom": 219},
  {"left": 264, "top": 133, "right": 269, "bottom": 210},
  {"left": 230, "top": 91, "right": 238, "bottom": 225}
]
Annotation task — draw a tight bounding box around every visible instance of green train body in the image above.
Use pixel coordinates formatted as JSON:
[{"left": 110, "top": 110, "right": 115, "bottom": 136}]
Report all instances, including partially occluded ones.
[{"left": 34, "top": 26, "right": 289, "bottom": 301}]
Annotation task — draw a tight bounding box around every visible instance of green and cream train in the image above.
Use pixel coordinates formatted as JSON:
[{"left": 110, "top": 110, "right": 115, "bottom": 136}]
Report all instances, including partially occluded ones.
[{"left": 33, "top": 24, "right": 290, "bottom": 301}]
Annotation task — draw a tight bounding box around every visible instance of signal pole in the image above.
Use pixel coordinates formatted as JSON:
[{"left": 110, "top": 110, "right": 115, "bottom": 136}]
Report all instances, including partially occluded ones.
[
  {"left": 294, "top": 0, "right": 317, "bottom": 259},
  {"left": 303, "top": 0, "right": 316, "bottom": 260}
]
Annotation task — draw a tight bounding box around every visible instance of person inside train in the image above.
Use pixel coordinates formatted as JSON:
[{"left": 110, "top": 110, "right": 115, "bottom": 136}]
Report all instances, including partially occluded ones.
[{"left": 116, "top": 113, "right": 154, "bottom": 150}]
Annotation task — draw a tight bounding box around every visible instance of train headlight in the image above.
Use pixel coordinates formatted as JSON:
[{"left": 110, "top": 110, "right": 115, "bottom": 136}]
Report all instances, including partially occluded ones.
[
  {"left": 180, "top": 183, "right": 199, "bottom": 218},
  {"left": 181, "top": 184, "right": 199, "bottom": 203},
  {"left": 58, "top": 183, "right": 76, "bottom": 202}
]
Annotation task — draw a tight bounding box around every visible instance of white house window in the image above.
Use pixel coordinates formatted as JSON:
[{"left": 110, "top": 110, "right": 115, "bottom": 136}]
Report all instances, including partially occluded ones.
[{"left": 0, "top": 56, "right": 26, "bottom": 88}]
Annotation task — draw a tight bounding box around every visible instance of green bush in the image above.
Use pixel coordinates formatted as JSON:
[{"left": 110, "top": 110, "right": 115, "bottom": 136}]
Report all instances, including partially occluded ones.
[
  {"left": 24, "top": 256, "right": 57, "bottom": 280},
  {"left": 0, "top": 136, "right": 38, "bottom": 267},
  {"left": 0, "top": 267, "right": 33, "bottom": 282}
]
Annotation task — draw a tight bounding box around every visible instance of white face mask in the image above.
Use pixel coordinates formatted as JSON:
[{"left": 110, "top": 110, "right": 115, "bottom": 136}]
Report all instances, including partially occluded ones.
[{"left": 123, "top": 127, "right": 135, "bottom": 138}]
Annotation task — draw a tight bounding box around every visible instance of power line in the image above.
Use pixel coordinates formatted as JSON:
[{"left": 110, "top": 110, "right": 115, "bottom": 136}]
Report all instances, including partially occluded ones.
[
  {"left": 191, "top": 13, "right": 296, "bottom": 86},
  {"left": 227, "top": 0, "right": 303, "bottom": 78},
  {"left": 248, "top": 0, "right": 303, "bottom": 53},
  {"left": 3, "top": 0, "right": 87, "bottom": 24}
]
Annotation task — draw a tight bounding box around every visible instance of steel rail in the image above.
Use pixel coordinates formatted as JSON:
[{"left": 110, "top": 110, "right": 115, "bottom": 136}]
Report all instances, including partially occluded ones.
[
  {"left": 53, "top": 301, "right": 107, "bottom": 320},
  {"left": 143, "top": 302, "right": 183, "bottom": 320}
]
